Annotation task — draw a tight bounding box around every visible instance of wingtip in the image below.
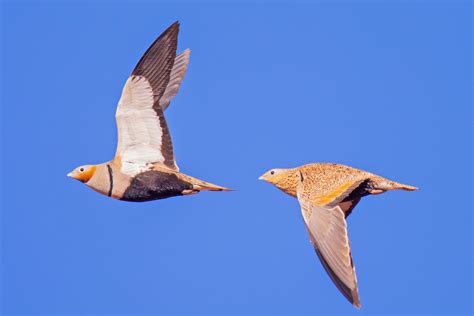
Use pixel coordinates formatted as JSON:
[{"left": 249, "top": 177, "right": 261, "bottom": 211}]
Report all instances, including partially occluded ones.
[
  {"left": 351, "top": 289, "right": 361, "bottom": 309},
  {"left": 167, "top": 20, "right": 180, "bottom": 32}
]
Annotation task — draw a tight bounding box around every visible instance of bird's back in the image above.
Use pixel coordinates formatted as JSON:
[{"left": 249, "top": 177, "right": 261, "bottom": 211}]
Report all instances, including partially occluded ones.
[{"left": 298, "top": 163, "right": 373, "bottom": 199}]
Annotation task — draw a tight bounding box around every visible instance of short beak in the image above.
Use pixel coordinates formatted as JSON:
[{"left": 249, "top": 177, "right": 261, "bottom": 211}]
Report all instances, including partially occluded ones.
[
  {"left": 258, "top": 176, "right": 264, "bottom": 181},
  {"left": 67, "top": 172, "right": 74, "bottom": 178}
]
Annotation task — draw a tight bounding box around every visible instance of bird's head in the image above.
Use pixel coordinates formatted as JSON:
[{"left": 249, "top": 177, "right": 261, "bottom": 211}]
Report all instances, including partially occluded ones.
[
  {"left": 259, "top": 167, "right": 299, "bottom": 197},
  {"left": 67, "top": 165, "right": 97, "bottom": 183},
  {"left": 258, "top": 168, "right": 289, "bottom": 185}
]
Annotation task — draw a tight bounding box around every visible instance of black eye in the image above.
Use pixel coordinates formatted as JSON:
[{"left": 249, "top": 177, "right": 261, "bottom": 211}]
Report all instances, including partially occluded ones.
[
  {"left": 270, "top": 170, "right": 275, "bottom": 175},
  {"left": 80, "top": 168, "right": 84, "bottom": 172}
]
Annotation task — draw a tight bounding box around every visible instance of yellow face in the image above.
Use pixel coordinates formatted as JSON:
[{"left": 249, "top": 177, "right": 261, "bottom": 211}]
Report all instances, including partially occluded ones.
[
  {"left": 67, "top": 165, "right": 97, "bottom": 183},
  {"left": 258, "top": 168, "right": 290, "bottom": 185}
]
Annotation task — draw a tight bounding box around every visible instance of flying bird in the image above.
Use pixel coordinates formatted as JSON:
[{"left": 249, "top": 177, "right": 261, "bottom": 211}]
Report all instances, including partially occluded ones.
[
  {"left": 259, "top": 163, "right": 417, "bottom": 308},
  {"left": 68, "top": 22, "right": 231, "bottom": 201}
]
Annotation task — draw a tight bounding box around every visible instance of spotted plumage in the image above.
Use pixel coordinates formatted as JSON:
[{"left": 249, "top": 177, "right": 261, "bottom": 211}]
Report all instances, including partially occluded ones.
[
  {"left": 68, "top": 21, "right": 231, "bottom": 201},
  {"left": 259, "top": 163, "right": 418, "bottom": 308}
]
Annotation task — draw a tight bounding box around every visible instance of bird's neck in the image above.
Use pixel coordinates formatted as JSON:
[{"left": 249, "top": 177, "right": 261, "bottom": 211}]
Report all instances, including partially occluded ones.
[
  {"left": 86, "top": 164, "right": 113, "bottom": 198},
  {"left": 275, "top": 169, "right": 299, "bottom": 197}
]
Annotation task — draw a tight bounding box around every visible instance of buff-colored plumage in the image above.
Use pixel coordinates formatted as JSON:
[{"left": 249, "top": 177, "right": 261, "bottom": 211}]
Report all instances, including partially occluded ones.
[{"left": 259, "top": 163, "right": 417, "bottom": 308}]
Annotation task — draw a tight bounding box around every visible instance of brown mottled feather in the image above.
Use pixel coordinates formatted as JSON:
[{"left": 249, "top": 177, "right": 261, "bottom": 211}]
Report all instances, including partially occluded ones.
[
  {"left": 259, "top": 163, "right": 418, "bottom": 308},
  {"left": 268, "top": 163, "right": 417, "bottom": 201}
]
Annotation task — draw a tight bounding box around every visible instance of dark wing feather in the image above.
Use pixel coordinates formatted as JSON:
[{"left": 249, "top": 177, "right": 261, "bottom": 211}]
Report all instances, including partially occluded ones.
[
  {"left": 339, "top": 197, "right": 361, "bottom": 218},
  {"left": 326, "top": 179, "right": 370, "bottom": 218},
  {"left": 132, "top": 21, "right": 179, "bottom": 106},
  {"left": 115, "top": 22, "right": 180, "bottom": 172},
  {"left": 305, "top": 226, "right": 358, "bottom": 305},
  {"left": 159, "top": 49, "right": 190, "bottom": 111}
]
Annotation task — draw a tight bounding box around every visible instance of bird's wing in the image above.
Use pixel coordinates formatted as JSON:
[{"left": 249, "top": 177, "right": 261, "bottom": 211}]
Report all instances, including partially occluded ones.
[
  {"left": 159, "top": 49, "right": 190, "bottom": 111},
  {"left": 115, "top": 22, "right": 180, "bottom": 176},
  {"left": 338, "top": 197, "right": 361, "bottom": 218},
  {"left": 314, "top": 178, "right": 369, "bottom": 218},
  {"left": 297, "top": 176, "right": 362, "bottom": 308}
]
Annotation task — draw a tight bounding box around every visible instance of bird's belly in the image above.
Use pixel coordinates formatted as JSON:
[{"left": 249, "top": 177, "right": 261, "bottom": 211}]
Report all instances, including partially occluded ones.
[{"left": 121, "top": 170, "right": 193, "bottom": 202}]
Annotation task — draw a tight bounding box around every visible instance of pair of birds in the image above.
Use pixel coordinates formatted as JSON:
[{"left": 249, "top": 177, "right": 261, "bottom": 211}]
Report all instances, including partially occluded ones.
[{"left": 68, "top": 21, "right": 417, "bottom": 308}]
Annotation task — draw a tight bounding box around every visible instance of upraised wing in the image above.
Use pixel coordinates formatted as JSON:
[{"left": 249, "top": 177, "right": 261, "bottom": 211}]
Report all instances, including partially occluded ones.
[
  {"left": 115, "top": 22, "right": 187, "bottom": 176},
  {"left": 159, "top": 49, "right": 190, "bottom": 111}
]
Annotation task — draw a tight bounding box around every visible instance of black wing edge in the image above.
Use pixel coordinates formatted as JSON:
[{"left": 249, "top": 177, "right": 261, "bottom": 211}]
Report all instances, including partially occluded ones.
[
  {"left": 306, "top": 227, "right": 361, "bottom": 308},
  {"left": 132, "top": 21, "right": 180, "bottom": 104}
]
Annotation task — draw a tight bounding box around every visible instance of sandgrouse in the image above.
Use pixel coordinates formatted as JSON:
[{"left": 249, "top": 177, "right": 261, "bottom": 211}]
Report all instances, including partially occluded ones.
[
  {"left": 259, "top": 163, "right": 417, "bottom": 308},
  {"left": 68, "top": 22, "right": 231, "bottom": 201}
]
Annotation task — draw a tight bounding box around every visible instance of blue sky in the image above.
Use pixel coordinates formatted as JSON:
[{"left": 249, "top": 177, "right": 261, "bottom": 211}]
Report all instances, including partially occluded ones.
[{"left": 2, "top": 1, "right": 472, "bottom": 315}]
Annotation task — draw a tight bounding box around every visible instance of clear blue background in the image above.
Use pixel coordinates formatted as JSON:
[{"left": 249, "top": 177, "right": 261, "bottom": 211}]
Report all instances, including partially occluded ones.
[{"left": 2, "top": 1, "right": 472, "bottom": 315}]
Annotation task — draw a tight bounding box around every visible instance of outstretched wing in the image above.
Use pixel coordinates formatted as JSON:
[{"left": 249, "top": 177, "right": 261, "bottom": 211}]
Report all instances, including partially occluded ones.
[
  {"left": 115, "top": 22, "right": 180, "bottom": 176},
  {"left": 297, "top": 174, "right": 363, "bottom": 308},
  {"left": 159, "top": 49, "right": 190, "bottom": 111}
]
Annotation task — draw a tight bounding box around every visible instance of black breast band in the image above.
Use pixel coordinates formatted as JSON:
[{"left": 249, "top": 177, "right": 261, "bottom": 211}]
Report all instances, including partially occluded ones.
[{"left": 106, "top": 165, "right": 114, "bottom": 197}]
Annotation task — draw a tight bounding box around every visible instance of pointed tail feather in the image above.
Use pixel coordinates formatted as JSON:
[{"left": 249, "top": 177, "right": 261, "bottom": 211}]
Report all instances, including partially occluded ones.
[
  {"left": 391, "top": 182, "right": 419, "bottom": 191},
  {"left": 182, "top": 174, "right": 233, "bottom": 192},
  {"left": 196, "top": 180, "right": 233, "bottom": 192},
  {"left": 373, "top": 176, "right": 419, "bottom": 192}
]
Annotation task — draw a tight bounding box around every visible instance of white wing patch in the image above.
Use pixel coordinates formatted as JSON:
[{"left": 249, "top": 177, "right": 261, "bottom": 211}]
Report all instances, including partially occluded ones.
[{"left": 116, "top": 76, "right": 165, "bottom": 176}]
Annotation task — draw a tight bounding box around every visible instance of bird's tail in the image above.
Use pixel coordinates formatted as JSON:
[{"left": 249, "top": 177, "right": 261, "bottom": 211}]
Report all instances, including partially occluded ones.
[
  {"left": 195, "top": 180, "right": 233, "bottom": 192},
  {"left": 182, "top": 174, "right": 233, "bottom": 192},
  {"left": 391, "top": 181, "right": 419, "bottom": 191},
  {"left": 371, "top": 175, "right": 419, "bottom": 192}
]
